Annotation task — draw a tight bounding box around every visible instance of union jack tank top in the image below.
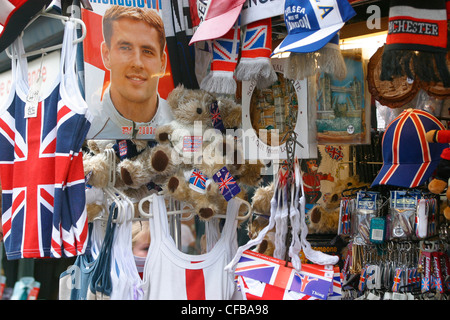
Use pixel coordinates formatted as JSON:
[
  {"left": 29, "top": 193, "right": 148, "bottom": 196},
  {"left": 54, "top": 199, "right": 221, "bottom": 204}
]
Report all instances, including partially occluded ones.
[{"left": 0, "top": 20, "right": 92, "bottom": 259}]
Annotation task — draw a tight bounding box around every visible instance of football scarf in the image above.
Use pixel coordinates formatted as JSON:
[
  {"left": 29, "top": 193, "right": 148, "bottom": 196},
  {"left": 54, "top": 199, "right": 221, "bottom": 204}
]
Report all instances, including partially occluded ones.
[
  {"left": 235, "top": 18, "right": 278, "bottom": 89},
  {"left": 200, "top": 20, "right": 240, "bottom": 95},
  {"left": 380, "top": 0, "right": 450, "bottom": 87}
]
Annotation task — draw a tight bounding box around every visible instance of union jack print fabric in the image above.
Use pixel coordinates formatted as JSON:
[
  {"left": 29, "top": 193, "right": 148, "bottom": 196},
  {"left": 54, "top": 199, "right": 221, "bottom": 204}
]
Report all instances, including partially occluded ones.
[
  {"left": 0, "top": 21, "right": 91, "bottom": 259},
  {"left": 241, "top": 18, "right": 272, "bottom": 60},
  {"left": 213, "top": 166, "right": 241, "bottom": 201},
  {"left": 210, "top": 22, "right": 240, "bottom": 74},
  {"left": 235, "top": 250, "right": 335, "bottom": 300},
  {"left": 371, "top": 109, "right": 446, "bottom": 188},
  {"left": 189, "top": 168, "right": 209, "bottom": 194}
]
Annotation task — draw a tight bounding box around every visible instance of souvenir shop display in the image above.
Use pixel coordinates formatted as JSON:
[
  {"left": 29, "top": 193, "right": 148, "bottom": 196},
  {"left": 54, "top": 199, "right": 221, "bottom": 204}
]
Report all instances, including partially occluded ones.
[{"left": 0, "top": 0, "right": 449, "bottom": 302}]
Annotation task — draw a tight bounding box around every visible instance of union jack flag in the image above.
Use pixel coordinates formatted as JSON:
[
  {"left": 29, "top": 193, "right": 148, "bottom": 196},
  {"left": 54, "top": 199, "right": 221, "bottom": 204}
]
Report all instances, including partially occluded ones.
[
  {"left": 189, "top": 168, "right": 209, "bottom": 194},
  {"left": 358, "top": 266, "right": 367, "bottom": 292},
  {"left": 325, "top": 145, "right": 344, "bottom": 161},
  {"left": 213, "top": 167, "right": 241, "bottom": 201},
  {"left": 241, "top": 18, "right": 272, "bottom": 60},
  {"left": 209, "top": 101, "right": 225, "bottom": 132},
  {"left": 434, "top": 277, "right": 444, "bottom": 293},
  {"left": 392, "top": 267, "right": 403, "bottom": 292},
  {"left": 421, "top": 277, "right": 430, "bottom": 292},
  {"left": 210, "top": 23, "right": 240, "bottom": 73},
  {"left": 0, "top": 21, "right": 91, "bottom": 259},
  {"left": 328, "top": 268, "right": 343, "bottom": 299},
  {"left": 234, "top": 250, "right": 334, "bottom": 300},
  {"left": 237, "top": 275, "right": 318, "bottom": 300}
]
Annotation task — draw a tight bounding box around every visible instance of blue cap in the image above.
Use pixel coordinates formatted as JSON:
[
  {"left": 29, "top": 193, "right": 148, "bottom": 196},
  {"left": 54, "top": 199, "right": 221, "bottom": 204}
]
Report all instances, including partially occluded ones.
[{"left": 272, "top": 0, "right": 355, "bottom": 55}]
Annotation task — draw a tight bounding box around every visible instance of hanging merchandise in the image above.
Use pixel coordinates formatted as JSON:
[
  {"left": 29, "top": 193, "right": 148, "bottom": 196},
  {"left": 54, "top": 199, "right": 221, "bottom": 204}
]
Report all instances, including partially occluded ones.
[
  {"left": 189, "top": 0, "right": 282, "bottom": 94},
  {"left": 225, "top": 158, "right": 340, "bottom": 300},
  {"left": 140, "top": 194, "right": 240, "bottom": 300},
  {"left": 380, "top": 0, "right": 450, "bottom": 88},
  {"left": 371, "top": 109, "right": 447, "bottom": 188},
  {"left": 388, "top": 190, "right": 421, "bottom": 241},
  {"left": 0, "top": 13, "right": 92, "bottom": 259},
  {"left": 59, "top": 203, "right": 117, "bottom": 300},
  {"left": 235, "top": 0, "right": 286, "bottom": 89},
  {"left": 273, "top": 0, "right": 355, "bottom": 82},
  {"left": 160, "top": 0, "right": 198, "bottom": 90},
  {"left": 352, "top": 191, "right": 382, "bottom": 245},
  {"left": 342, "top": 240, "right": 450, "bottom": 300}
]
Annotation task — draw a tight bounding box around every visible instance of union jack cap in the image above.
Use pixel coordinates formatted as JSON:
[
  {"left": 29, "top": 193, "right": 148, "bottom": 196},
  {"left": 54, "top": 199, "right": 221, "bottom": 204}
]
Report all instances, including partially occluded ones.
[
  {"left": 0, "top": 0, "right": 53, "bottom": 53},
  {"left": 371, "top": 109, "right": 447, "bottom": 188}
]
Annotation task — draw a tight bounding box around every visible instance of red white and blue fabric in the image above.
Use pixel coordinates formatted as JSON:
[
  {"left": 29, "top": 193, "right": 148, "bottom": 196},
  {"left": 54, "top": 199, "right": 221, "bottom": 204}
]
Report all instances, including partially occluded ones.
[
  {"left": 209, "top": 101, "right": 225, "bottom": 133},
  {"left": 234, "top": 17, "right": 277, "bottom": 89},
  {"left": 325, "top": 145, "right": 344, "bottom": 161},
  {"left": 212, "top": 166, "right": 241, "bottom": 201},
  {"left": 199, "top": 19, "right": 240, "bottom": 95},
  {"left": 189, "top": 168, "right": 209, "bottom": 194},
  {"left": 0, "top": 20, "right": 91, "bottom": 259},
  {"left": 237, "top": 275, "right": 319, "bottom": 300},
  {"left": 371, "top": 109, "right": 447, "bottom": 188},
  {"left": 234, "top": 250, "right": 335, "bottom": 300},
  {"left": 240, "top": 18, "right": 272, "bottom": 61}
]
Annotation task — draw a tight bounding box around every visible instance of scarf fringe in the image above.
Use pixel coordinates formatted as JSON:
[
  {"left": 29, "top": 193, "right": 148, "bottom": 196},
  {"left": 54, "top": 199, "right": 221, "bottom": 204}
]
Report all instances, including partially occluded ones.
[
  {"left": 200, "top": 71, "right": 237, "bottom": 95},
  {"left": 284, "top": 46, "right": 347, "bottom": 81},
  {"left": 380, "top": 49, "right": 450, "bottom": 87},
  {"left": 235, "top": 57, "right": 278, "bottom": 89}
]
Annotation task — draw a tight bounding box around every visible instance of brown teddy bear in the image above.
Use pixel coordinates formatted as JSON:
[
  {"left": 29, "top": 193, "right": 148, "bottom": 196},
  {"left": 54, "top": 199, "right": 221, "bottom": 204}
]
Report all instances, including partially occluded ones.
[
  {"left": 163, "top": 135, "right": 255, "bottom": 220},
  {"left": 83, "top": 140, "right": 124, "bottom": 189},
  {"left": 307, "top": 175, "right": 369, "bottom": 234},
  {"left": 426, "top": 129, "right": 450, "bottom": 220},
  {"left": 118, "top": 141, "right": 179, "bottom": 190},
  {"left": 247, "top": 182, "right": 275, "bottom": 256}
]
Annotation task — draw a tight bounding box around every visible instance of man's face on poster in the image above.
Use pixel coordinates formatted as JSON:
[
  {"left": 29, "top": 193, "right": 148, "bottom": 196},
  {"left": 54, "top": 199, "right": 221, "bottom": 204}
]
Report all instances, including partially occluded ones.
[{"left": 101, "top": 17, "right": 166, "bottom": 108}]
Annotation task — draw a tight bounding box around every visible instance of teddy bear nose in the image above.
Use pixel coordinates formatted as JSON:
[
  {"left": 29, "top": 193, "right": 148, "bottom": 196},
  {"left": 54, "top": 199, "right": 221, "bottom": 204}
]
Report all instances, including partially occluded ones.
[{"left": 196, "top": 108, "right": 202, "bottom": 114}]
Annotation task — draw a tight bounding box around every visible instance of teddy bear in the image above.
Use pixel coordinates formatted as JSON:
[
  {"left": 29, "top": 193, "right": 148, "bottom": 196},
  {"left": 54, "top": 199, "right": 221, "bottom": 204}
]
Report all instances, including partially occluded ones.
[
  {"left": 83, "top": 139, "right": 125, "bottom": 190},
  {"left": 426, "top": 129, "right": 450, "bottom": 220},
  {"left": 154, "top": 85, "right": 242, "bottom": 163},
  {"left": 117, "top": 141, "right": 179, "bottom": 190},
  {"left": 307, "top": 175, "right": 369, "bottom": 234},
  {"left": 83, "top": 139, "right": 168, "bottom": 221},
  {"left": 162, "top": 135, "right": 256, "bottom": 220},
  {"left": 246, "top": 182, "right": 276, "bottom": 257}
]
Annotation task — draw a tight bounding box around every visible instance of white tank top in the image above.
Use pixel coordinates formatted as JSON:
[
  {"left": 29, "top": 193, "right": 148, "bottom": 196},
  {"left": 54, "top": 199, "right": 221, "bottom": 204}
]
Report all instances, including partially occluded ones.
[{"left": 141, "top": 195, "right": 239, "bottom": 300}]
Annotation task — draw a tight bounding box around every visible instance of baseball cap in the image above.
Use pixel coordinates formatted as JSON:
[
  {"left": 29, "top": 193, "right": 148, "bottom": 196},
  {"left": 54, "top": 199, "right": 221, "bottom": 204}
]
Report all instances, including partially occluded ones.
[
  {"left": 272, "top": 0, "right": 355, "bottom": 55},
  {"left": 0, "top": 0, "right": 53, "bottom": 53},
  {"left": 371, "top": 109, "right": 447, "bottom": 188},
  {"left": 189, "top": 0, "right": 246, "bottom": 45}
]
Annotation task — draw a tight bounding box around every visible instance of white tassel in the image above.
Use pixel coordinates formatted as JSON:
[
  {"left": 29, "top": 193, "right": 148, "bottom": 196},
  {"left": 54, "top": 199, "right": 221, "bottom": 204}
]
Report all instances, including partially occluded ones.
[
  {"left": 235, "top": 57, "right": 278, "bottom": 89},
  {"left": 284, "top": 44, "right": 347, "bottom": 81},
  {"left": 200, "top": 71, "right": 237, "bottom": 95}
]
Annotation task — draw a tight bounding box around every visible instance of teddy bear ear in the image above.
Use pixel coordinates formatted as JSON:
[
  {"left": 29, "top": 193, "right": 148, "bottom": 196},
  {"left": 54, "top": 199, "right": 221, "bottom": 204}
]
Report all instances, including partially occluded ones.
[{"left": 166, "top": 84, "right": 186, "bottom": 108}]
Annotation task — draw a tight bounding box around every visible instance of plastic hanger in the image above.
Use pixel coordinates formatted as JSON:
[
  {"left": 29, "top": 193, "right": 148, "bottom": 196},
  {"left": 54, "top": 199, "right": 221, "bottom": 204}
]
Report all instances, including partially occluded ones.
[
  {"left": 138, "top": 193, "right": 252, "bottom": 221},
  {"left": 6, "top": 10, "right": 87, "bottom": 59}
]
